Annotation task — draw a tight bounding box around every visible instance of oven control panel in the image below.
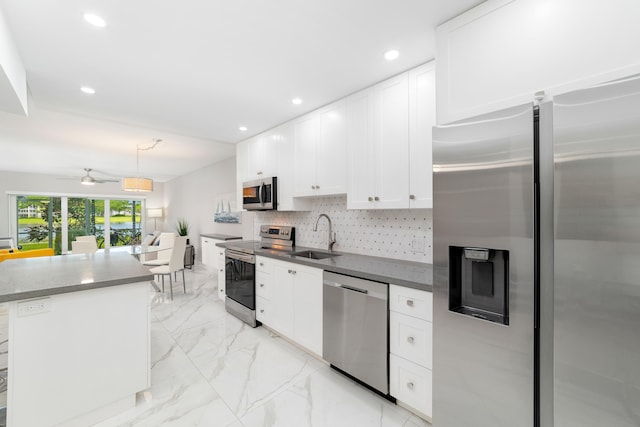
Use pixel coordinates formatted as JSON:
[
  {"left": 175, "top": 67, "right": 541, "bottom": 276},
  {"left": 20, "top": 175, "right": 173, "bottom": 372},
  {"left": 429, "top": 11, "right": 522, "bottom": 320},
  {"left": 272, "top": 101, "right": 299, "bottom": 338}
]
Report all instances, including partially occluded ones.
[{"left": 259, "top": 225, "right": 295, "bottom": 241}]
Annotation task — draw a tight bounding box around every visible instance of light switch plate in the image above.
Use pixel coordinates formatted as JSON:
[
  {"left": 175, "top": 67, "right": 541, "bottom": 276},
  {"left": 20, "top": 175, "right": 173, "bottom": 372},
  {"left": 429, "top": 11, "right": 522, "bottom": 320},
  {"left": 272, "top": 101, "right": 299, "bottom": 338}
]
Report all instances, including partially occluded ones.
[
  {"left": 17, "top": 298, "right": 51, "bottom": 317},
  {"left": 411, "top": 238, "right": 425, "bottom": 253}
]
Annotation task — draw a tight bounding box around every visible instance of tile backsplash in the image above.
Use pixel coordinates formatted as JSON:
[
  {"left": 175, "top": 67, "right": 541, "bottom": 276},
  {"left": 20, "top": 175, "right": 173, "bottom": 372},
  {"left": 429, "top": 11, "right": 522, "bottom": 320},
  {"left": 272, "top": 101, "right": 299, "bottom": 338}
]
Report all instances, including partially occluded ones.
[{"left": 253, "top": 195, "right": 432, "bottom": 263}]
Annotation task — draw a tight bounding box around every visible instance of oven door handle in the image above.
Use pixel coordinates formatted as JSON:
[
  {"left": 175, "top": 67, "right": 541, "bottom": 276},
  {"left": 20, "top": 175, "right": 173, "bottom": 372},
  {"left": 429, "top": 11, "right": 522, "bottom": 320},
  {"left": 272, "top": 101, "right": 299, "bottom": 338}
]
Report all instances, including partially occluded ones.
[{"left": 226, "top": 250, "right": 256, "bottom": 264}]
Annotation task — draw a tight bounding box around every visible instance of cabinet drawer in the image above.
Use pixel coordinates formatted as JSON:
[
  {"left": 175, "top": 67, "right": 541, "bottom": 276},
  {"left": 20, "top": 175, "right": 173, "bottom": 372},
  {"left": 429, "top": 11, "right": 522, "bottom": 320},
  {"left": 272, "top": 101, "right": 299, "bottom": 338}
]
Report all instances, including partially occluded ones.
[
  {"left": 256, "top": 256, "right": 272, "bottom": 274},
  {"left": 390, "top": 354, "right": 432, "bottom": 418},
  {"left": 256, "top": 296, "right": 270, "bottom": 323},
  {"left": 389, "top": 284, "right": 432, "bottom": 321},
  {"left": 390, "top": 311, "right": 432, "bottom": 369},
  {"left": 256, "top": 272, "right": 272, "bottom": 299},
  {"left": 217, "top": 268, "right": 226, "bottom": 301}
]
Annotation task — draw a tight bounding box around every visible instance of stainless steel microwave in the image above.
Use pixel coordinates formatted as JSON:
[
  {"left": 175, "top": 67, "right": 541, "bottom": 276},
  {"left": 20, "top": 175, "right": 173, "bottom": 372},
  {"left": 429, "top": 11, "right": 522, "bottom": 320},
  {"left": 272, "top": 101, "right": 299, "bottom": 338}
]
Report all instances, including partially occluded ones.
[{"left": 242, "top": 177, "right": 277, "bottom": 210}]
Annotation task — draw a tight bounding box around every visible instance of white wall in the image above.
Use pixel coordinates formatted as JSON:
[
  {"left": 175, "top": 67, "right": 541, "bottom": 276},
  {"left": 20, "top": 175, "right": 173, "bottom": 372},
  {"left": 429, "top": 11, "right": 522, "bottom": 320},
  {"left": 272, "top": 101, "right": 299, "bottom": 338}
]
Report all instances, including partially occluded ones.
[
  {"left": 162, "top": 157, "right": 254, "bottom": 260},
  {"left": 0, "top": 170, "right": 164, "bottom": 237}
]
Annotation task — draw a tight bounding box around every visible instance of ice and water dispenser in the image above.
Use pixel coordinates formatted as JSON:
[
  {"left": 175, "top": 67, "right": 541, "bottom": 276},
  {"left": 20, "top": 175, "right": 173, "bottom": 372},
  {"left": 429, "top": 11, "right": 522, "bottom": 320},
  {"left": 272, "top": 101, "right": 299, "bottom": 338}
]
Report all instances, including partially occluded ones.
[{"left": 449, "top": 246, "right": 509, "bottom": 325}]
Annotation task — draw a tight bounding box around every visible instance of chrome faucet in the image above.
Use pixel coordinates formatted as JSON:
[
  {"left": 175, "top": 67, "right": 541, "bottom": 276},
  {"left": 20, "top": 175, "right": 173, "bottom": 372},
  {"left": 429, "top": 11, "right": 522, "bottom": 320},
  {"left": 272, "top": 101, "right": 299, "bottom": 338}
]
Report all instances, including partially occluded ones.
[{"left": 313, "top": 213, "right": 336, "bottom": 252}]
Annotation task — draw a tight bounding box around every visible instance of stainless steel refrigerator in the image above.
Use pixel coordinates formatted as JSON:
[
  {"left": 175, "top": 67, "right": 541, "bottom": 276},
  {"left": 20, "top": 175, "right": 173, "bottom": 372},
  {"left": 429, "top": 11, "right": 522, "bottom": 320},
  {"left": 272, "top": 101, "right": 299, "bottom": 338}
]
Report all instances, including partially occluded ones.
[{"left": 432, "top": 75, "right": 640, "bottom": 427}]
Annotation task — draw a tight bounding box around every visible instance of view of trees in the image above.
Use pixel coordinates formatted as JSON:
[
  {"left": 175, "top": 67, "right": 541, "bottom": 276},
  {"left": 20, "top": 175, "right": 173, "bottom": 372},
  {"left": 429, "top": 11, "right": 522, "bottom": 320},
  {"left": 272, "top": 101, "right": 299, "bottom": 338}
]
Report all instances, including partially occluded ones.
[{"left": 17, "top": 196, "right": 143, "bottom": 253}]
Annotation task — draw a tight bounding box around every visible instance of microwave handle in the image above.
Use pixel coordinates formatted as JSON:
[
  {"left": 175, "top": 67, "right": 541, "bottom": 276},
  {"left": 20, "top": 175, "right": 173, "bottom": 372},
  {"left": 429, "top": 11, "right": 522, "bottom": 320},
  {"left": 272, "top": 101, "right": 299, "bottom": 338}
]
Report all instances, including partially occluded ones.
[{"left": 259, "top": 182, "right": 265, "bottom": 205}]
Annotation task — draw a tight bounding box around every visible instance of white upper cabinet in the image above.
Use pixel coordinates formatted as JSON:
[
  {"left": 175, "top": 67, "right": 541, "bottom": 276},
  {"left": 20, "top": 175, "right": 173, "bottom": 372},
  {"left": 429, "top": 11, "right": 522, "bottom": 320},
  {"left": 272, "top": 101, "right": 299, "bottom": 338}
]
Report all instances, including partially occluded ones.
[
  {"left": 316, "top": 101, "right": 348, "bottom": 196},
  {"left": 374, "top": 73, "right": 410, "bottom": 209},
  {"left": 346, "top": 88, "right": 376, "bottom": 209},
  {"left": 436, "top": 0, "right": 640, "bottom": 124},
  {"left": 293, "top": 113, "right": 319, "bottom": 197},
  {"left": 347, "top": 64, "right": 434, "bottom": 210},
  {"left": 275, "top": 123, "right": 311, "bottom": 211},
  {"left": 409, "top": 62, "right": 436, "bottom": 209},
  {"left": 246, "top": 131, "right": 278, "bottom": 180},
  {"left": 294, "top": 100, "right": 347, "bottom": 197}
]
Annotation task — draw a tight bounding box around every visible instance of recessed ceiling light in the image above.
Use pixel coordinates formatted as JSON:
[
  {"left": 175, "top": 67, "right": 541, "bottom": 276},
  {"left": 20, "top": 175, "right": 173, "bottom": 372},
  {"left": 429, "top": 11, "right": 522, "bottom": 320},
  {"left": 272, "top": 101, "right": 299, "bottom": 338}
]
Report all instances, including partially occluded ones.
[
  {"left": 384, "top": 50, "right": 400, "bottom": 61},
  {"left": 80, "top": 86, "right": 96, "bottom": 94},
  {"left": 291, "top": 98, "right": 303, "bottom": 105},
  {"left": 239, "top": 126, "right": 248, "bottom": 132},
  {"left": 83, "top": 13, "right": 106, "bottom": 27}
]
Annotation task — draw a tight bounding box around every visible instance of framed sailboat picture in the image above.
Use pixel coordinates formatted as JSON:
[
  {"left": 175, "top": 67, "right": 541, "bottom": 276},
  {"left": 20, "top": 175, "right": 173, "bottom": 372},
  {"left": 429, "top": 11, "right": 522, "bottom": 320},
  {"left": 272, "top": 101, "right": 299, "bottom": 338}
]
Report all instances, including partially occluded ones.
[{"left": 214, "top": 200, "right": 241, "bottom": 224}]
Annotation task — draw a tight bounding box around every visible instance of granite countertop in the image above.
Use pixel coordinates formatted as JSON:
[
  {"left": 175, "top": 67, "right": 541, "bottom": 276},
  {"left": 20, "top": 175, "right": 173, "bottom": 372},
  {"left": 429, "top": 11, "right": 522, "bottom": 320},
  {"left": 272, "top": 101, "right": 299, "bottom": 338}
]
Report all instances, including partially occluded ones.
[
  {"left": 216, "top": 241, "right": 432, "bottom": 291},
  {"left": 200, "top": 233, "right": 243, "bottom": 241},
  {"left": 0, "top": 252, "right": 154, "bottom": 303}
]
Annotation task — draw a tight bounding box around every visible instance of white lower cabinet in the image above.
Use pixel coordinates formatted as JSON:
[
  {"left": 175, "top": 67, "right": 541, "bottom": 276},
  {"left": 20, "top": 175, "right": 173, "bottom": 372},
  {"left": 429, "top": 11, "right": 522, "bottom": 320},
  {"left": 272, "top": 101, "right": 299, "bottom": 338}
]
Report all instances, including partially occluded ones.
[
  {"left": 215, "top": 247, "right": 226, "bottom": 301},
  {"left": 390, "top": 354, "right": 433, "bottom": 418},
  {"left": 201, "top": 237, "right": 220, "bottom": 268},
  {"left": 256, "top": 257, "right": 274, "bottom": 323},
  {"left": 255, "top": 256, "right": 323, "bottom": 357},
  {"left": 389, "top": 284, "right": 432, "bottom": 420},
  {"left": 270, "top": 261, "right": 295, "bottom": 337},
  {"left": 202, "top": 236, "right": 234, "bottom": 301},
  {"left": 389, "top": 311, "right": 433, "bottom": 369},
  {"left": 292, "top": 266, "right": 323, "bottom": 356},
  {"left": 256, "top": 296, "right": 271, "bottom": 324}
]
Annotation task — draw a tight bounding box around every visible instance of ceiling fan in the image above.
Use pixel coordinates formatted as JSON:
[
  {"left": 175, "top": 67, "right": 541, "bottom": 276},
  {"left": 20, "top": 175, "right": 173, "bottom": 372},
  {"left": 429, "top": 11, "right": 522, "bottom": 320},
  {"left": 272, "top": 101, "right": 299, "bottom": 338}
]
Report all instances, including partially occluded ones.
[
  {"left": 79, "top": 168, "right": 119, "bottom": 185},
  {"left": 58, "top": 168, "right": 119, "bottom": 186}
]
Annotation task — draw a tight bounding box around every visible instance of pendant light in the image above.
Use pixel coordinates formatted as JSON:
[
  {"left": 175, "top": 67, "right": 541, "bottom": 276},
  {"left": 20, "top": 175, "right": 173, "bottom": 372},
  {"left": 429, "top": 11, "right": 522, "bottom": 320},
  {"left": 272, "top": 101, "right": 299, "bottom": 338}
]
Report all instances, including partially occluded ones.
[{"left": 122, "top": 139, "right": 160, "bottom": 192}]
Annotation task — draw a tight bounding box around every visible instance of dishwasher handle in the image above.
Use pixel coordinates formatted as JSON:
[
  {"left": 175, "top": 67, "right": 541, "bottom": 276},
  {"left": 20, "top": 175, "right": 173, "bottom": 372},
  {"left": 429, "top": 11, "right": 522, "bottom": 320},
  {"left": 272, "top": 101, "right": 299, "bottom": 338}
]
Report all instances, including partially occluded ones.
[
  {"left": 323, "top": 273, "right": 388, "bottom": 301},
  {"left": 340, "top": 284, "right": 368, "bottom": 294}
]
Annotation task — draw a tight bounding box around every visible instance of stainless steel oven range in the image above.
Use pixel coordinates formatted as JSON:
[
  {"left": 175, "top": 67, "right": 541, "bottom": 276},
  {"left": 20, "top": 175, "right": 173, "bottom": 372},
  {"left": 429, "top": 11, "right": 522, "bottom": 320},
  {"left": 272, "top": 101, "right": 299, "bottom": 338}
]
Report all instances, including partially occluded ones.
[{"left": 224, "top": 225, "right": 295, "bottom": 327}]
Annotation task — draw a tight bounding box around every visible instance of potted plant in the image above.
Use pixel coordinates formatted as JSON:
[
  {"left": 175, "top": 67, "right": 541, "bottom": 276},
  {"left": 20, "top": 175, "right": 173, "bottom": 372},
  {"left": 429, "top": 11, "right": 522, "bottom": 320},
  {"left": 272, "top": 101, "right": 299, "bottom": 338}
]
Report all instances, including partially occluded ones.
[{"left": 176, "top": 218, "right": 190, "bottom": 244}]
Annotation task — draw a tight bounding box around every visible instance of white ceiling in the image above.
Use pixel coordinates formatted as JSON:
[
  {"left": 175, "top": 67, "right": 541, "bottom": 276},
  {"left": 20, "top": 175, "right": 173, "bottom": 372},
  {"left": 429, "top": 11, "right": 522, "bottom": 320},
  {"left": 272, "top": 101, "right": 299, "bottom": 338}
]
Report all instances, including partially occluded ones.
[{"left": 0, "top": 0, "right": 483, "bottom": 184}]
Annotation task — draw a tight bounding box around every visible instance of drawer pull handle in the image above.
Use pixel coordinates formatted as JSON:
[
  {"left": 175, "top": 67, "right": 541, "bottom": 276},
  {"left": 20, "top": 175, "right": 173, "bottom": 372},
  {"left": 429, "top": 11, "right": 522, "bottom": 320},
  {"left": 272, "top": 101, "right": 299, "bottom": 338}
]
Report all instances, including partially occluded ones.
[
  {"left": 260, "top": 284, "right": 264, "bottom": 287},
  {"left": 260, "top": 262, "right": 264, "bottom": 266},
  {"left": 260, "top": 309, "right": 264, "bottom": 313},
  {"left": 407, "top": 336, "right": 414, "bottom": 344},
  {"left": 288, "top": 269, "right": 292, "bottom": 274},
  {"left": 406, "top": 300, "right": 414, "bottom": 307},
  {"left": 407, "top": 382, "right": 414, "bottom": 390}
]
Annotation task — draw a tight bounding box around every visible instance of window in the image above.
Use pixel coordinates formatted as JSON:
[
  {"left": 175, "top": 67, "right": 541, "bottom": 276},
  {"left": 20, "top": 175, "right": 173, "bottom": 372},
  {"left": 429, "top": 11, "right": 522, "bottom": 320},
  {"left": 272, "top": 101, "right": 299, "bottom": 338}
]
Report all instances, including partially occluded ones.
[
  {"left": 14, "top": 195, "right": 145, "bottom": 254},
  {"left": 107, "top": 199, "right": 142, "bottom": 247},
  {"left": 17, "top": 195, "right": 62, "bottom": 253}
]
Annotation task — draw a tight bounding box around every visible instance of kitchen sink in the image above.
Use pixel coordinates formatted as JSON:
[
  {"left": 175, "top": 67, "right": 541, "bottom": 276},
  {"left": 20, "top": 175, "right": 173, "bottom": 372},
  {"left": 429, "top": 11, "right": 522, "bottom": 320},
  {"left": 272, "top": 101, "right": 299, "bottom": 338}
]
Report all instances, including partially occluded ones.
[{"left": 291, "top": 250, "right": 341, "bottom": 260}]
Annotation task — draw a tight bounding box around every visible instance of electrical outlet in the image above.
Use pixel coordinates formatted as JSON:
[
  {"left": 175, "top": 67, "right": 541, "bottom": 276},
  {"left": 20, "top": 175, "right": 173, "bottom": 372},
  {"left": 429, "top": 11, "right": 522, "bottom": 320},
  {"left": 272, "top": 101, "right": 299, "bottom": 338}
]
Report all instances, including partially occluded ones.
[
  {"left": 17, "top": 298, "right": 51, "bottom": 317},
  {"left": 411, "top": 238, "right": 425, "bottom": 253}
]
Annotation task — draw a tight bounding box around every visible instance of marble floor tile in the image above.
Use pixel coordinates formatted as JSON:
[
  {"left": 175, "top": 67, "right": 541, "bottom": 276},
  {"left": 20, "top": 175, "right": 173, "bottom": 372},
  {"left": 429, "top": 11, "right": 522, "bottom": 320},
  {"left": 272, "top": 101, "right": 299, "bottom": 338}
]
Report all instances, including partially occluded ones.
[
  {"left": 95, "top": 368, "right": 237, "bottom": 427},
  {"left": 173, "top": 312, "right": 264, "bottom": 363},
  {"left": 404, "top": 414, "right": 432, "bottom": 427},
  {"left": 153, "top": 293, "right": 228, "bottom": 336},
  {"left": 239, "top": 367, "right": 411, "bottom": 427},
  {"left": 201, "top": 330, "right": 323, "bottom": 418}
]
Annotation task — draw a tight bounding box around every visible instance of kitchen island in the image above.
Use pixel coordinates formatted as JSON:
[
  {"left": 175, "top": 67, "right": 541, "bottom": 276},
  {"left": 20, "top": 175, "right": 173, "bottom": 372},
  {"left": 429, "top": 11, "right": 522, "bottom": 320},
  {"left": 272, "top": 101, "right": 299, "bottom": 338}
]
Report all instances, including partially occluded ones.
[{"left": 0, "top": 251, "right": 153, "bottom": 427}]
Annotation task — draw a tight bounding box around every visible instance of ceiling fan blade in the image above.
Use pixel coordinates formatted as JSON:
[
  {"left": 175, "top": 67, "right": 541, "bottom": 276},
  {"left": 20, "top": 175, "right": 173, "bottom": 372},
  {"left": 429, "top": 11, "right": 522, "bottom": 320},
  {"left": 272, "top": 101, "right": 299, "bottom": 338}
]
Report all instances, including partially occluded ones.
[{"left": 95, "top": 179, "right": 120, "bottom": 183}]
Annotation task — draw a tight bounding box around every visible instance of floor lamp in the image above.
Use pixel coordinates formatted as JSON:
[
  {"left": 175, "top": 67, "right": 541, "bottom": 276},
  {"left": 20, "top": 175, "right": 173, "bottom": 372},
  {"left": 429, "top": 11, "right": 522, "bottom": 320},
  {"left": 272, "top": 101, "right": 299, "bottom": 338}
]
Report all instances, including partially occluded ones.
[{"left": 147, "top": 208, "right": 163, "bottom": 232}]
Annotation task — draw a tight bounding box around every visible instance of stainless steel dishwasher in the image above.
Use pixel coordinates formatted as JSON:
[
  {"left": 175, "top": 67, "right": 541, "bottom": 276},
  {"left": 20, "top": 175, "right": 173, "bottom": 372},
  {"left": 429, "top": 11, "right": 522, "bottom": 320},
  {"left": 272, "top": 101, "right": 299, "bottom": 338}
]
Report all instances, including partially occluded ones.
[{"left": 323, "top": 271, "right": 389, "bottom": 396}]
